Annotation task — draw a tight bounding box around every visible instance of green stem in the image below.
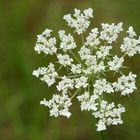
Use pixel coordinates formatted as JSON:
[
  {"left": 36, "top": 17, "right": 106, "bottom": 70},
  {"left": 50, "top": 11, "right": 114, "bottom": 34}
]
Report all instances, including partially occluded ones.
[
  {"left": 100, "top": 131, "right": 105, "bottom": 140},
  {"left": 71, "top": 88, "right": 81, "bottom": 100},
  {"left": 88, "top": 77, "right": 91, "bottom": 94},
  {"left": 56, "top": 74, "right": 81, "bottom": 79},
  {"left": 81, "top": 33, "right": 85, "bottom": 46},
  {"left": 70, "top": 50, "right": 81, "bottom": 64}
]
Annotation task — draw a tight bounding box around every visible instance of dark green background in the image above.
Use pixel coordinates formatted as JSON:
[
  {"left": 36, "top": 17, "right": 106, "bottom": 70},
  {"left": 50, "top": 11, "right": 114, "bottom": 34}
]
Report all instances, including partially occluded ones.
[{"left": 0, "top": 0, "right": 140, "bottom": 140}]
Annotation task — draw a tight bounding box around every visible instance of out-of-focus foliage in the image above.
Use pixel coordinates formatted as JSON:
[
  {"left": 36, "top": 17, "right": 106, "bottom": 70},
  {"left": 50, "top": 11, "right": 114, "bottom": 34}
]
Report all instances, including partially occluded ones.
[{"left": 0, "top": 0, "right": 140, "bottom": 140}]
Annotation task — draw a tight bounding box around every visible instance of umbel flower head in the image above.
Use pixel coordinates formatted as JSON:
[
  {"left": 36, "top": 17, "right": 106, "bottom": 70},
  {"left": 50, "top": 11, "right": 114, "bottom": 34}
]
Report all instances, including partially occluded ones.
[{"left": 33, "top": 8, "right": 140, "bottom": 131}]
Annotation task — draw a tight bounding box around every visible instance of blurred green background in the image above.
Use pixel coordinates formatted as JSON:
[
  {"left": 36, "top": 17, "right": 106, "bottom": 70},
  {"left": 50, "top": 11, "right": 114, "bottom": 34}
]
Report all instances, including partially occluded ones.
[{"left": 0, "top": 0, "right": 140, "bottom": 140}]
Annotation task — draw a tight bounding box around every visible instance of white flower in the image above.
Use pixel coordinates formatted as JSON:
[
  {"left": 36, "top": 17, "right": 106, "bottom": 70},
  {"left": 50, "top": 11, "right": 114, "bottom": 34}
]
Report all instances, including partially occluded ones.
[
  {"left": 77, "top": 92, "right": 98, "bottom": 111},
  {"left": 63, "top": 8, "right": 93, "bottom": 34},
  {"left": 56, "top": 76, "right": 74, "bottom": 92},
  {"left": 83, "top": 55, "right": 106, "bottom": 74},
  {"left": 93, "top": 79, "right": 114, "bottom": 95},
  {"left": 84, "top": 59, "right": 105, "bottom": 74},
  {"left": 42, "top": 28, "right": 52, "bottom": 37},
  {"left": 96, "top": 46, "right": 112, "bottom": 59},
  {"left": 40, "top": 94, "right": 72, "bottom": 118},
  {"left": 85, "top": 55, "right": 97, "bottom": 66},
  {"left": 120, "top": 36, "right": 140, "bottom": 57},
  {"left": 34, "top": 29, "right": 57, "bottom": 55},
  {"left": 58, "top": 30, "right": 76, "bottom": 52},
  {"left": 71, "top": 64, "right": 82, "bottom": 74},
  {"left": 78, "top": 46, "right": 91, "bottom": 60},
  {"left": 113, "top": 72, "right": 137, "bottom": 95},
  {"left": 85, "top": 28, "right": 100, "bottom": 47},
  {"left": 108, "top": 55, "right": 124, "bottom": 71},
  {"left": 93, "top": 100, "right": 125, "bottom": 131},
  {"left": 95, "top": 61, "right": 105, "bottom": 72},
  {"left": 96, "top": 119, "right": 106, "bottom": 131},
  {"left": 127, "top": 26, "right": 136, "bottom": 38},
  {"left": 83, "top": 66, "right": 94, "bottom": 75},
  {"left": 57, "top": 54, "right": 73, "bottom": 66},
  {"left": 32, "top": 63, "right": 58, "bottom": 86},
  {"left": 75, "top": 76, "right": 88, "bottom": 89},
  {"left": 84, "top": 8, "right": 93, "bottom": 18},
  {"left": 100, "top": 22, "right": 123, "bottom": 44},
  {"left": 33, "top": 8, "right": 139, "bottom": 131}
]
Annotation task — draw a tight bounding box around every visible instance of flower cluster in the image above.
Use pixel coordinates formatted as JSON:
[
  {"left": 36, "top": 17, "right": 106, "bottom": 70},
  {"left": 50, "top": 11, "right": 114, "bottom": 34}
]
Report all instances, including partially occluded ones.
[
  {"left": 40, "top": 94, "right": 72, "bottom": 118},
  {"left": 93, "top": 101, "right": 125, "bottom": 131},
  {"left": 63, "top": 8, "right": 93, "bottom": 34},
  {"left": 32, "top": 63, "right": 58, "bottom": 86},
  {"left": 120, "top": 26, "right": 140, "bottom": 57},
  {"left": 100, "top": 22, "right": 123, "bottom": 44},
  {"left": 34, "top": 29, "right": 57, "bottom": 55},
  {"left": 33, "top": 8, "right": 140, "bottom": 131}
]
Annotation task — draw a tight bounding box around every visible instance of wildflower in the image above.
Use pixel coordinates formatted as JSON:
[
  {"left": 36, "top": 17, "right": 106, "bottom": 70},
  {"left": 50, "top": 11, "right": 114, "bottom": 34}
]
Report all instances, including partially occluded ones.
[
  {"left": 85, "top": 28, "right": 100, "bottom": 47},
  {"left": 32, "top": 63, "right": 58, "bottom": 86},
  {"left": 75, "top": 76, "right": 88, "bottom": 89},
  {"left": 108, "top": 55, "right": 124, "bottom": 71},
  {"left": 63, "top": 8, "right": 93, "bottom": 34},
  {"left": 113, "top": 72, "right": 137, "bottom": 95},
  {"left": 96, "top": 46, "right": 112, "bottom": 59},
  {"left": 57, "top": 54, "right": 73, "bottom": 67},
  {"left": 33, "top": 8, "right": 139, "bottom": 131},
  {"left": 93, "top": 101, "right": 125, "bottom": 131},
  {"left": 40, "top": 94, "right": 72, "bottom": 118},
  {"left": 71, "top": 64, "right": 82, "bottom": 74},
  {"left": 34, "top": 29, "right": 57, "bottom": 55},
  {"left": 120, "top": 36, "right": 140, "bottom": 57},
  {"left": 100, "top": 22, "right": 123, "bottom": 44},
  {"left": 93, "top": 79, "right": 114, "bottom": 95},
  {"left": 127, "top": 26, "right": 136, "bottom": 38},
  {"left": 78, "top": 46, "right": 91, "bottom": 60},
  {"left": 56, "top": 76, "right": 74, "bottom": 92},
  {"left": 77, "top": 91, "right": 98, "bottom": 111},
  {"left": 58, "top": 30, "right": 76, "bottom": 52}
]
